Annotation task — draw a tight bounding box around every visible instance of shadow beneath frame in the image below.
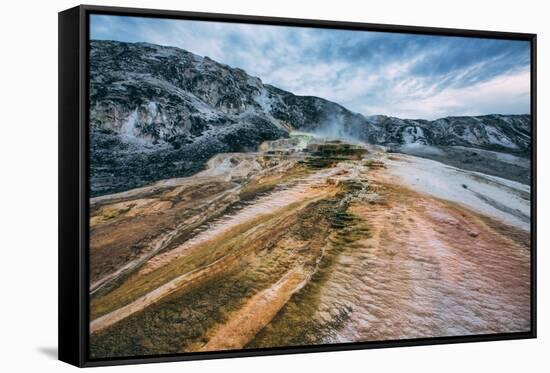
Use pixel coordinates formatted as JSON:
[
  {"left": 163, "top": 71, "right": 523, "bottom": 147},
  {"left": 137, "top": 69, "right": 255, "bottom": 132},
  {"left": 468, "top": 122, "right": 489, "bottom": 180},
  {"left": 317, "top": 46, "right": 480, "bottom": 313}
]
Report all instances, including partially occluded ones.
[{"left": 37, "top": 346, "right": 58, "bottom": 360}]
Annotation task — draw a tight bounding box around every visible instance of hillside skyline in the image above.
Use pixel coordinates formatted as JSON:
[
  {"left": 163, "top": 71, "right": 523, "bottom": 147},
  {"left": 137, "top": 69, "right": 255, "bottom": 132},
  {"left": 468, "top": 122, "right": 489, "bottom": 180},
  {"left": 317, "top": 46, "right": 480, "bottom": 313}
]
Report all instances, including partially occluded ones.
[{"left": 90, "top": 15, "right": 531, "bottom": 120}]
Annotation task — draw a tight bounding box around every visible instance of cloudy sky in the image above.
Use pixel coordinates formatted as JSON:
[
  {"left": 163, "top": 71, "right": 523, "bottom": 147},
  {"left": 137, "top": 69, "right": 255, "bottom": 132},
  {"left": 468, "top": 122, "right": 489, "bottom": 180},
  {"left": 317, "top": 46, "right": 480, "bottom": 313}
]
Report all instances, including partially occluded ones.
[{"left": 90, "top": 15, "right": 530, "bottom": 120}]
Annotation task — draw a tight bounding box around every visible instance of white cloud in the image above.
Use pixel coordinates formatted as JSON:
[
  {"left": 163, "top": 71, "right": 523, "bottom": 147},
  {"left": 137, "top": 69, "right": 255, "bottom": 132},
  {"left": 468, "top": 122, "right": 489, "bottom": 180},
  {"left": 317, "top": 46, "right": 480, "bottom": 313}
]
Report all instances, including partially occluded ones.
[{"left": 360, "top": 68, "right": 530, "bottom": 119}]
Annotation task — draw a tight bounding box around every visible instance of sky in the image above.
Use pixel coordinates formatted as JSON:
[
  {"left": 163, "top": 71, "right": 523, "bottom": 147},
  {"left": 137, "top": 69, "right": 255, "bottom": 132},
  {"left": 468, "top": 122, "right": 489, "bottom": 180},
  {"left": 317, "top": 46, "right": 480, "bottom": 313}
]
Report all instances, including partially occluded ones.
[{"left": 90, "top": 15, "right": 531, "bottom": 120}]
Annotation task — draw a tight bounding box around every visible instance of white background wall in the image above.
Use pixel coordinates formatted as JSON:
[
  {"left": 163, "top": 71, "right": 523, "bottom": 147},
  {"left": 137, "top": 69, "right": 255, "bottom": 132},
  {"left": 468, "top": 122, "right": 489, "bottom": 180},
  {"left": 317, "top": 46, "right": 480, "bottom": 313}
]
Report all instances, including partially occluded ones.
[{"left": 0, "top": 0, "right": 546, "bottom": 371}]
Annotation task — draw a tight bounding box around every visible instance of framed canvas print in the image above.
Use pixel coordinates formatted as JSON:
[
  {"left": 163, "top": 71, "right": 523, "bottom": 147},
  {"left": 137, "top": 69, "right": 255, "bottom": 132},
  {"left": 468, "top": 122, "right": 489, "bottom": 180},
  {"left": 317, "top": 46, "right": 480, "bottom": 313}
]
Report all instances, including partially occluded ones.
[{"left": 58, "top": 5, "right": 537, "bottom": 367}]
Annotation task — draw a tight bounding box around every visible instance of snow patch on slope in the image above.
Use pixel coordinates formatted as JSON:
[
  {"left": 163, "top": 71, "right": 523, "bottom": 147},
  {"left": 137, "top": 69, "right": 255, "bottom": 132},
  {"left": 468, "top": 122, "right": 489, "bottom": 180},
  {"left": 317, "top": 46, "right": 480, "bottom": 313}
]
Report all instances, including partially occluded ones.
[
  {"left": 385, "top": 154, "right": 530, "bottom": 231},
  {"left": 121, "top": 109, "right": 138, "bottom": 138}
]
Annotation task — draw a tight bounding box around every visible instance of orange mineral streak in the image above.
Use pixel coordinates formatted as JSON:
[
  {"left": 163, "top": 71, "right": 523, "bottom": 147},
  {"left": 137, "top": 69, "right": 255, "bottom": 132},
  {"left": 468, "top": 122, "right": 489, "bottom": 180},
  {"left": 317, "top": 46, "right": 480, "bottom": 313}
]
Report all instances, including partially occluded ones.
[
  {"left": 199, "top": 266, "right": 308, "bottom": 351},
  {"left": 321, "top": 175, "right": 530, "bottom": 343},
  {"left": 90, "top": 168, "right": 343, "bottom": 334},
  {"left": 137, "top": 166, "right": 346, "bottom": 276},
  {"left": 89, "top": 150, "right": 531, "bottom": 353}
]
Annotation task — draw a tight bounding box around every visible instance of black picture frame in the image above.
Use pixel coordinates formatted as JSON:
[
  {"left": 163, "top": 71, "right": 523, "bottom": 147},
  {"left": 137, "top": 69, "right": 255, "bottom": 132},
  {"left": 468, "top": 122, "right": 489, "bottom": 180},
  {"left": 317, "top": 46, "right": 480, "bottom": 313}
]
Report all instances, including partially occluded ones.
[{"left": 59, "top": 4, "right": 537, "bottom": 367}]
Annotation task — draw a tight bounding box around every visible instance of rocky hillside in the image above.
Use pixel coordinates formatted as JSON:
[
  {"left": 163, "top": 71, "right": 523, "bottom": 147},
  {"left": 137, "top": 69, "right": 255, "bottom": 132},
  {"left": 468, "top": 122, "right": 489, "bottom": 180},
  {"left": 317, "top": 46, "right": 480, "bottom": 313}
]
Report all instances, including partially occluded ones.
[
  {"left": 90, "top": 40, "right": 531, "bottom": 196},
  {"left": 368, "top": 114, "right": 531, "bottom": 153},
  {"left": 89, "top": 40, "right": 377, "bottom": 196}
]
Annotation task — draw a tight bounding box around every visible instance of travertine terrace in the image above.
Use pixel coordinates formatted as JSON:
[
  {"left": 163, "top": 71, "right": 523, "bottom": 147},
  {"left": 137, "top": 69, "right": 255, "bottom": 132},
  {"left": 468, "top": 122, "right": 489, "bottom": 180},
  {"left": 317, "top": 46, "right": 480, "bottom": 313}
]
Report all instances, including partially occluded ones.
[{"left": 89, "top": 134, "right": 530, "bottom": 357}]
